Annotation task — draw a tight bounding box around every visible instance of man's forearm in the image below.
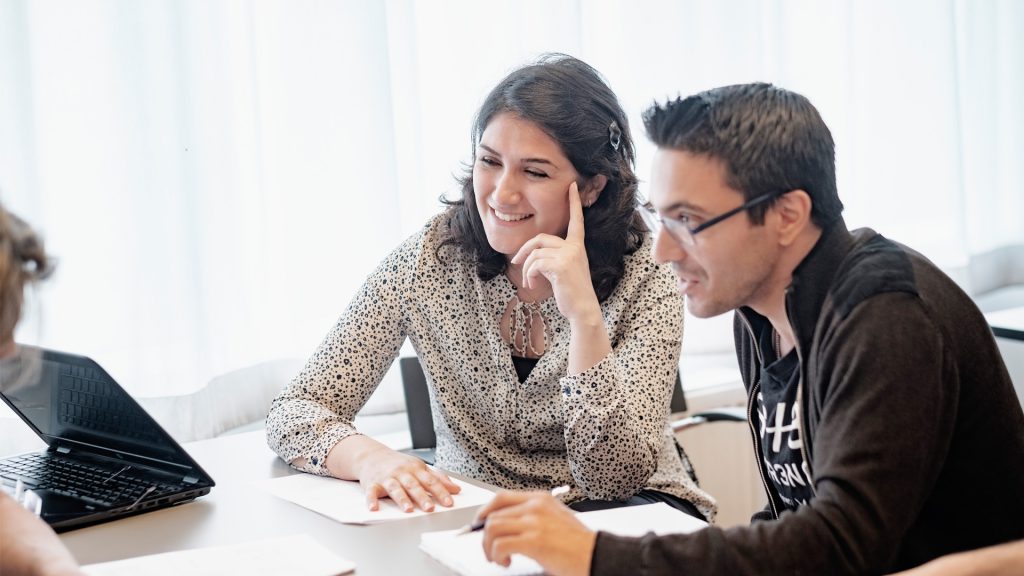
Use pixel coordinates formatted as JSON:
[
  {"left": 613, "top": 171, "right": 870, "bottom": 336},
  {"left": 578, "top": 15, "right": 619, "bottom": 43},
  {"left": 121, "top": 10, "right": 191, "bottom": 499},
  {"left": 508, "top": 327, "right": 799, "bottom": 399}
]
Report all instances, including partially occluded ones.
[{"left": 892, "top": 540, "right": 1024, "bottom": 576}]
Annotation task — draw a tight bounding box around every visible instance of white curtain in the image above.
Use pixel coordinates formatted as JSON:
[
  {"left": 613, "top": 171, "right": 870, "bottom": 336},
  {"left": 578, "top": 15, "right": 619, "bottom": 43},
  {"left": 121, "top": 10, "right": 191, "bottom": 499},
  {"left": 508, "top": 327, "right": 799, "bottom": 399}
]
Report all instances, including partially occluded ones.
[{"left": 1, "top": 0, "right": 1021, "bottom": 395}]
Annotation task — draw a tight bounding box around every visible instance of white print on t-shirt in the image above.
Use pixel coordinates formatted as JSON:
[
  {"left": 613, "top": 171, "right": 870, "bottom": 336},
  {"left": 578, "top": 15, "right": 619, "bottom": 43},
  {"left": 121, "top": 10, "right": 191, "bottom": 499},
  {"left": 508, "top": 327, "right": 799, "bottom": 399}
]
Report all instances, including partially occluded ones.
[
  {"left": 763, "top": 456, "right": 813, "bottom": 493},
  {"left": 758, "top": 398, "right": 803, "bottom": 453},
  {"left": 757, "top": 392, "right": 814, "bottom": 507}
]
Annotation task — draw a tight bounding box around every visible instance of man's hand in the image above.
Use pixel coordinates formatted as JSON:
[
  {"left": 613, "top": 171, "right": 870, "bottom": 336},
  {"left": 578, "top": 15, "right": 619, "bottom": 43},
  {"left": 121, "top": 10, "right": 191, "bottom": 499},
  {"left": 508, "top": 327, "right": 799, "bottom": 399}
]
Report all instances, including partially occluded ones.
[{"left": 475, "top": 491, "right": 597, "bottom": 576}]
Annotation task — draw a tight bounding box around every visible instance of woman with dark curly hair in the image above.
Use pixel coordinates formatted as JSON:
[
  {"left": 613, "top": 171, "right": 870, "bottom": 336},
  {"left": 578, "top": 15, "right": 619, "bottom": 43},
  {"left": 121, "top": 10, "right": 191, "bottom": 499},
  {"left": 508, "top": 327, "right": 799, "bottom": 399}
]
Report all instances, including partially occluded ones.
[{"left": 267, "top": 54, "right": 713, "bottom": 522}]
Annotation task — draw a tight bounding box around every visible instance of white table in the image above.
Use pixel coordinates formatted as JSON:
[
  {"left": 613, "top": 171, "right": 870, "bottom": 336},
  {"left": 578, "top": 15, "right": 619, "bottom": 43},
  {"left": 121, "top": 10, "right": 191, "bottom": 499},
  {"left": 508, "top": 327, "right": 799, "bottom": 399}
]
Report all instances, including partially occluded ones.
[
  {"left": 986, "top": 306, "right": 1024, "bottom": 408},
  {"left": 56, "top": 430, "right": 487, "bottom": 575},
  {"left": 987, "top": 306, "right": 1024, "bottom": 341}
]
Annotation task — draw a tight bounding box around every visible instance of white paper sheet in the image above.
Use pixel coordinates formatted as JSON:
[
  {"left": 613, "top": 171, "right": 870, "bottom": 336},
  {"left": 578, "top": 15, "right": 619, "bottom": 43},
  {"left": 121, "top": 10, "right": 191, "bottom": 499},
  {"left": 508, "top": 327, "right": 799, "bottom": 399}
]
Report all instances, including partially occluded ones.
[
  {"left": 420, "top": 502, "right": 708, "bottom": 576},
  {"left": 260, "top": 473, "right": 495, "bottom": 524},
  {"left": 82, "top": 534, "right": 354, "bottom": 576}
]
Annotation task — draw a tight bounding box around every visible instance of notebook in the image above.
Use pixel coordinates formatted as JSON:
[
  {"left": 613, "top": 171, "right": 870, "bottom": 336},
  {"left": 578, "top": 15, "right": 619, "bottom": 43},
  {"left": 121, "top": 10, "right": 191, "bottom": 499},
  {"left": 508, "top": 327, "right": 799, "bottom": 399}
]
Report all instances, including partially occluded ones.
[
  {"left": 81, "top": 534, "right": 355, "bottom": 576},
  {"left": 0, "top": 346, "right": 215, "bottom": 531},
  {"left": 260, "top": 472, "right": 495, "bottom": 525},
  {"left": 420, "top": 502, "right": 707, "bottom": 575}
]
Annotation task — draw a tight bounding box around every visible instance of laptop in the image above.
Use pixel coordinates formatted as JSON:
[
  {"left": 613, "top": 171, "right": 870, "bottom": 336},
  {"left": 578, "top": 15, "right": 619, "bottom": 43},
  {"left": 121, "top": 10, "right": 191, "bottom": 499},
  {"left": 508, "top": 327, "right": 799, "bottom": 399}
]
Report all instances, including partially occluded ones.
[{"left": 0, "top": 346, "right": 215, "bottom": 531}]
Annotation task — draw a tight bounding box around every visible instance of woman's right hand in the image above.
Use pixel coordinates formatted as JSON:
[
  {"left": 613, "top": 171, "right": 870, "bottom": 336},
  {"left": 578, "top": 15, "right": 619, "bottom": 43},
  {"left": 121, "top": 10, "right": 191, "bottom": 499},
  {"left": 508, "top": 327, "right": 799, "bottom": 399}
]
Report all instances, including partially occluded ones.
[{"left": 325, "top": 435, "right": 461, "bottom": 512}]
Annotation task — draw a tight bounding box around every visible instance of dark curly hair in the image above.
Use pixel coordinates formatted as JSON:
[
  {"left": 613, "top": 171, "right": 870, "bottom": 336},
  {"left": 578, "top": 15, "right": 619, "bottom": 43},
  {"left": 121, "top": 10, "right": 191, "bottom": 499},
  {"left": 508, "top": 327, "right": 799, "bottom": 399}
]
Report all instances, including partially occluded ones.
[{"left": 439, "top": 54, "right": 644, "bottom": 302}]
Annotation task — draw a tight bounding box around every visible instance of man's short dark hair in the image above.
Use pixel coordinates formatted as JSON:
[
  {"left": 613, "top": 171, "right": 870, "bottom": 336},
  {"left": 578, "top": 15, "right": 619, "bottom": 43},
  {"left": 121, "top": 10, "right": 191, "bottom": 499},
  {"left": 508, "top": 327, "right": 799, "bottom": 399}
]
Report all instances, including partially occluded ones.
[{"left": 643, "top": 83, "right": 843, "bottom": 228}]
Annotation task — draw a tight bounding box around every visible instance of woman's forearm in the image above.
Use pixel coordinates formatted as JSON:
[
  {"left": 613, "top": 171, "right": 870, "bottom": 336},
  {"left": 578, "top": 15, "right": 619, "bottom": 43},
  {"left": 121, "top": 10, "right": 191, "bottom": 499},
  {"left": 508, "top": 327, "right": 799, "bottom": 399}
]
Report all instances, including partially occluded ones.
[{"left": 567, "top": 311, "right": 612, "bottom": 375}]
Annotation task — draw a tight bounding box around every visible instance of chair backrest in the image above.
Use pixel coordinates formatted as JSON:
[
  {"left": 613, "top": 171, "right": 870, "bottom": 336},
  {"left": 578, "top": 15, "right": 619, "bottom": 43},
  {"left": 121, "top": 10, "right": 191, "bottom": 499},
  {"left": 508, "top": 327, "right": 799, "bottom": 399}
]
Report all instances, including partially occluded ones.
[
  {"left": 670, "top": 371, "right": 687, "bottom": 414},
  {"left": 398, "top": 356, "right": 688, "bottom": 452},
  {"left": 400, "top": 357, "right": 436, "bottom": 450}
]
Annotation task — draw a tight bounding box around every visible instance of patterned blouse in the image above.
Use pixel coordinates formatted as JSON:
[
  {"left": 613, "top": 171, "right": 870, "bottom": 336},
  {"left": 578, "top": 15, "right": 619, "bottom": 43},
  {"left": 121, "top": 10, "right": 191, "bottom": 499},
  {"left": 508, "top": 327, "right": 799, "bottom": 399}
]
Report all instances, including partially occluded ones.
[{"left": 266, "top": 213, "right": 716, "bottom": 521}]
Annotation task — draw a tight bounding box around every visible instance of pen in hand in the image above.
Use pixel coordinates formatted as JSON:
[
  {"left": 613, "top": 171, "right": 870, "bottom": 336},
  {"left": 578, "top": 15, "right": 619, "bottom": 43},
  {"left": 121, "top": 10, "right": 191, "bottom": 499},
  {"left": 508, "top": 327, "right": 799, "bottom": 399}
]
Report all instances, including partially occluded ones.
[{"left": 456, "top": 484, "right": 571, "bottom": 536}]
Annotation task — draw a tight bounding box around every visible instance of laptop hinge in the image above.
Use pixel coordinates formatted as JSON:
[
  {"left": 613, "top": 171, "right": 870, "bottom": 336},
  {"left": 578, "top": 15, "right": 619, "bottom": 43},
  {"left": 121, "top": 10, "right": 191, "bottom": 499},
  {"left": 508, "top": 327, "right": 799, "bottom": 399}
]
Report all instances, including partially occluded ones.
[
  {"left": 183, "top": 475, "right": 199, "bottom": 485},
  {"left": 56, "top": 446, "right": 72, "bottom": 454}
]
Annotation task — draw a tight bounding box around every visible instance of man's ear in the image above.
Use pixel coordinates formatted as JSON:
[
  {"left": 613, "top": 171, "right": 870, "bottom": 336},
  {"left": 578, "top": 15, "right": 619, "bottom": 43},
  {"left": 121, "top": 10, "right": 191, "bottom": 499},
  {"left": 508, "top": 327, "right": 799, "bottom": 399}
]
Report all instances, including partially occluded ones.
[
  {"left": 774, "top": 189, "right": 814, "bottom": 246},
  {"left": 581, "top": 175, "right": 608, "bottom": 207}
]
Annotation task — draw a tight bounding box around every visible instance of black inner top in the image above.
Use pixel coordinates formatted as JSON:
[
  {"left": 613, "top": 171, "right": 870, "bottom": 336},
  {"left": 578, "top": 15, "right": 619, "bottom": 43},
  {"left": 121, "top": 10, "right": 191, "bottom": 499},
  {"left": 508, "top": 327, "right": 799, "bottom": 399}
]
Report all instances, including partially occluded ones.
[{"left": 510, "top": 355, "right": 540, "bottom": 383}]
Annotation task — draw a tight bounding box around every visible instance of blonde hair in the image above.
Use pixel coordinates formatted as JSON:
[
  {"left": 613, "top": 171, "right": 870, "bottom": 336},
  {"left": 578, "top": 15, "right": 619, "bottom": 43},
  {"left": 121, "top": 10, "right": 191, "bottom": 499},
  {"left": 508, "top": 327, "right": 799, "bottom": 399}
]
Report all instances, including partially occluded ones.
[{"left": 0, "top": 202, "right": 52, "bottom": 340}]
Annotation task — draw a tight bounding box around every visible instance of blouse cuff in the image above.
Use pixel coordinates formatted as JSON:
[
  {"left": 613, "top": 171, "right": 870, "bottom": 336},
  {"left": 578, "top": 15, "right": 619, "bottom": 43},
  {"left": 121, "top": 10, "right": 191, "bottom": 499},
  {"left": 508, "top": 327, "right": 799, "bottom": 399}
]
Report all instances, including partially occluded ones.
[{"left": 295, "top": 423, "right": 360, "bottom": 476}]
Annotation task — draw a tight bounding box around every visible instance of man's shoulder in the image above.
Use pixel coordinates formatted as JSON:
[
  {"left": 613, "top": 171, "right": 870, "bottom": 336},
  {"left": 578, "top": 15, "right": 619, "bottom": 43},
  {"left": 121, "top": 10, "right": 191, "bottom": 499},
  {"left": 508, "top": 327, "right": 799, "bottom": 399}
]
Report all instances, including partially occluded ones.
[{"left": 826, "top": 229, "right": 921, "bottom": 320}]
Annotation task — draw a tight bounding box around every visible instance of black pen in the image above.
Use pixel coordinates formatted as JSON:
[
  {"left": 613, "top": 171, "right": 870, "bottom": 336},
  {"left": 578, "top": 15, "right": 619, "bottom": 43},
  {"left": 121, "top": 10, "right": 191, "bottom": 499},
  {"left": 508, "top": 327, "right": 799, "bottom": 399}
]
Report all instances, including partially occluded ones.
[{"left": 455, "top": 485, "right": 570, "bottom": 536}]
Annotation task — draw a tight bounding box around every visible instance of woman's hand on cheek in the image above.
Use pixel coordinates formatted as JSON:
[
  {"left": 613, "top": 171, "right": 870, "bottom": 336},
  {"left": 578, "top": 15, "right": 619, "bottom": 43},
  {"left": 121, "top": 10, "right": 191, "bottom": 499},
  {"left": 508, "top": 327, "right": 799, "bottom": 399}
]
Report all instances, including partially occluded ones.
[{"left": 511, "top": 181, "right": 601, "bottom": 325}]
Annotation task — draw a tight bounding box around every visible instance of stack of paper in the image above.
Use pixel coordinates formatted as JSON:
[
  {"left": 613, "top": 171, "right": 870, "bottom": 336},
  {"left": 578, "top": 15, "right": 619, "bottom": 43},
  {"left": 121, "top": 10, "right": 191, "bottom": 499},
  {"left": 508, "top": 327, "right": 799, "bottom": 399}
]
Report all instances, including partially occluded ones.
[
  {"left": 420, "top": 502, "right": 707, "bottom": 576},
  {"left": 260, "top": 473, "right": 495, "bottom": 524},
  {"left": 82, "top": 534, "right": 354, "bottom": 576}
]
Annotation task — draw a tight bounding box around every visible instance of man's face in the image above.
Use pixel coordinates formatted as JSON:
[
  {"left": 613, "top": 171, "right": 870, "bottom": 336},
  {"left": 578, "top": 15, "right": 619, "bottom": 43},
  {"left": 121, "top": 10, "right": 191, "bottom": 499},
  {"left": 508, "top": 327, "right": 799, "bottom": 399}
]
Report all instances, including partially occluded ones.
[{"left": 648, "top": 149, "right": 780, "bottom": 318}]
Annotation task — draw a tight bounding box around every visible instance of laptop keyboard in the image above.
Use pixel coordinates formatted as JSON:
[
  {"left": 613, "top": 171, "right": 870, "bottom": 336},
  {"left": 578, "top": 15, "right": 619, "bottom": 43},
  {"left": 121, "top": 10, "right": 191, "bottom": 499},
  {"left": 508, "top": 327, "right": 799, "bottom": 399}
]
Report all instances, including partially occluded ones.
[
  {"left": 58, "top": 366, "right": 162, "bottom": 444},
  {"left": 0, "top": 453, "right": 181, "bottom": 507}
]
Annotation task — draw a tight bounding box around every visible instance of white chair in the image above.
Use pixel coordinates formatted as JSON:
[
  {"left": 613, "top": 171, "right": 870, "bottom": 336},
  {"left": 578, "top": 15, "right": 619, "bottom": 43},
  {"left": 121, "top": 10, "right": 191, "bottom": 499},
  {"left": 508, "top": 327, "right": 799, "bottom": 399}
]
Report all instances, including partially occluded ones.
[
  {"left": 139, "top": 357, "right": 414, "bottom": 445},
  {"left": 139, "top": 359, "right": 305, "bottom": 442}
]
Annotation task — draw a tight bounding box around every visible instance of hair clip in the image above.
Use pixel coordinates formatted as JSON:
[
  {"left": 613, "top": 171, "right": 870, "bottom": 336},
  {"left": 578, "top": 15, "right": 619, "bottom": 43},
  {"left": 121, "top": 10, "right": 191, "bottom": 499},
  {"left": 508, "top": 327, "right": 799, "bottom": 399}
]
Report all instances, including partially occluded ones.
[{"left": 608, "top": 121, "right": 621, "bottom": 151}]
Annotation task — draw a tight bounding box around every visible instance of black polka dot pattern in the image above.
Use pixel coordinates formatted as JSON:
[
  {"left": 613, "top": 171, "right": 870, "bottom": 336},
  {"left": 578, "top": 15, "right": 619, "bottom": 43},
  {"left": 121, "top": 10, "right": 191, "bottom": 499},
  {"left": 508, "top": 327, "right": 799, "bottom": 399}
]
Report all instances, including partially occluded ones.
[{"left": 266, "top": 214, "right": 717, "bottom": 522}]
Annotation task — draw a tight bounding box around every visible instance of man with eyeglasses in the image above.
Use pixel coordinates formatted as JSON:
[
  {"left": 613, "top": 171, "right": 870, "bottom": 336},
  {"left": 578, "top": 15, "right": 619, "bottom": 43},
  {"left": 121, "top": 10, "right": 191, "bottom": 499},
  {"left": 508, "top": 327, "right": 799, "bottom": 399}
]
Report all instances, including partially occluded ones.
[{"left": 473, "top": 83, "right": 1024, "bottom": 576}]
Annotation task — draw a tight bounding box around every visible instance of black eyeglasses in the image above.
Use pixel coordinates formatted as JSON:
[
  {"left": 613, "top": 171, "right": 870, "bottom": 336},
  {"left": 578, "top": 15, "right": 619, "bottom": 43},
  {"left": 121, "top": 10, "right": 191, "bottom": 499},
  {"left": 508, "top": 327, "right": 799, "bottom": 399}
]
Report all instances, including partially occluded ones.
[{"left": 640, "top": 190, "right": 786, "bottom": 246}]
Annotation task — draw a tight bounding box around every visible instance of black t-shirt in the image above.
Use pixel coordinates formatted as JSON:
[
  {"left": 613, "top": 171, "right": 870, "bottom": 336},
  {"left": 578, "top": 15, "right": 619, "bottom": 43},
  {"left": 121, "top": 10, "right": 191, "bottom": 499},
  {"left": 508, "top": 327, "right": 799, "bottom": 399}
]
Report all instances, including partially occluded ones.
[
  {"left": 510, "top": 355, "right": 539, "bottom": 383},
  {"left": 753, "top": 329, "right": 814, "bottom": 510}
]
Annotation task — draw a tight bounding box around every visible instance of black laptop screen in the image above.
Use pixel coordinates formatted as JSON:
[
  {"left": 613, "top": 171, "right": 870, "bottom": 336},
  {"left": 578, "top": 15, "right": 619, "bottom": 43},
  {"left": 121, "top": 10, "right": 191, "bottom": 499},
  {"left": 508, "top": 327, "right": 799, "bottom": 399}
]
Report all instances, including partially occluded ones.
[{"left": 0, "top": 349, "right": 200, "bottom": 471}]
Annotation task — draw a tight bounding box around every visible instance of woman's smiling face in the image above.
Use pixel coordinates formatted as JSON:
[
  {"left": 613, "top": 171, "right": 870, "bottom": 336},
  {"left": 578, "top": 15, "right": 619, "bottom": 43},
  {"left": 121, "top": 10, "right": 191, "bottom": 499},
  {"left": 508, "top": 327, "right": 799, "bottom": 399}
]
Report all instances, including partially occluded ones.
[{"left": 473, "top": 113, "right": 582, "bottom": 259}]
